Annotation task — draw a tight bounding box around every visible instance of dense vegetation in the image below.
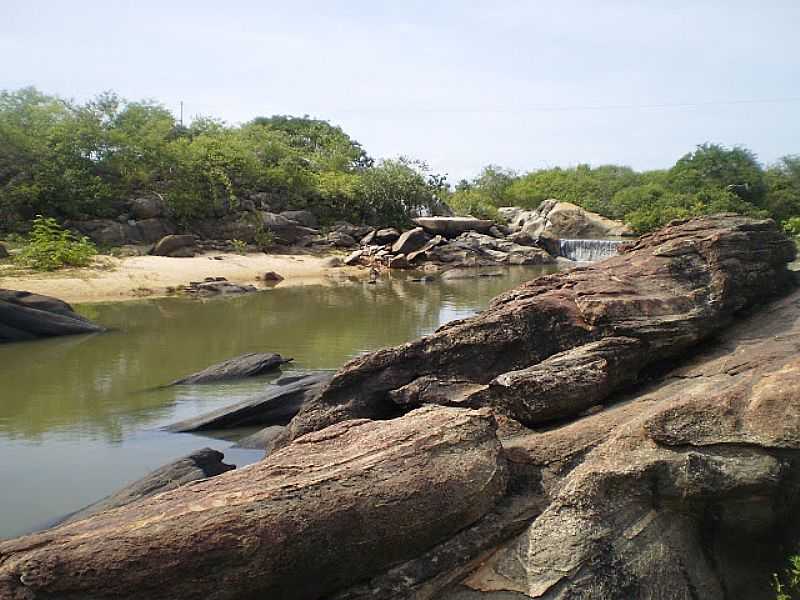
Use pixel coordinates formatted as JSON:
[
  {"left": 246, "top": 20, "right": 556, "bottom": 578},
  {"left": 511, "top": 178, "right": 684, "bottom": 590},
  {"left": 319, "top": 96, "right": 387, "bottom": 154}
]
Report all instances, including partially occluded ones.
[
  {"left": 1, "top": 87, "right": 799, "bottom": 236},
  {"left": 451, "top": 148, "right": 800, "bottom": 234},
  {"left": 0, "top": 88, "right": 446, "bottom": 229},
  {"left": 775, "top": 554, "right": 800, "bottom": 600}
]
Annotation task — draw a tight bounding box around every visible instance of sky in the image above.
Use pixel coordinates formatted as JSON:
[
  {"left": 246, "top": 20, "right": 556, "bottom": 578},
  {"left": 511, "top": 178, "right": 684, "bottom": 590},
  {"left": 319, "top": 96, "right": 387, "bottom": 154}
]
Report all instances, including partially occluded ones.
[{"left": 2, "top": 0, "right": 800, "bottom": 182}]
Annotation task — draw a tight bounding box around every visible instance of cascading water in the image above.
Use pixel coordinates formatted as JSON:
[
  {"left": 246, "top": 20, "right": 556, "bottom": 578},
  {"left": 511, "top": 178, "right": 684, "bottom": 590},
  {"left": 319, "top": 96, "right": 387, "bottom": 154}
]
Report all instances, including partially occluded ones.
[{"left": 558, "top": 239, "right": 623, "bottom": 262}]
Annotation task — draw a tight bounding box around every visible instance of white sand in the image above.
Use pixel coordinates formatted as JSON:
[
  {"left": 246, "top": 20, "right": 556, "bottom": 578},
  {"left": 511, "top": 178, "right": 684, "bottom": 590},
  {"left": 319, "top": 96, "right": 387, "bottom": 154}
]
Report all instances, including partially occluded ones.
[{"left": 0, "top": 252, "right": 363, "bottom": 303}]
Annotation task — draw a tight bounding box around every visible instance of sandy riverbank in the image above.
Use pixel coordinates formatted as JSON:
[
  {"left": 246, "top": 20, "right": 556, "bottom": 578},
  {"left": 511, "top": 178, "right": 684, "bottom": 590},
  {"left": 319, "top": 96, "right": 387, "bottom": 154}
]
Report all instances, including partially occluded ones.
[{"left": 0, "top": 252, "right": 364, "bottom": 304}]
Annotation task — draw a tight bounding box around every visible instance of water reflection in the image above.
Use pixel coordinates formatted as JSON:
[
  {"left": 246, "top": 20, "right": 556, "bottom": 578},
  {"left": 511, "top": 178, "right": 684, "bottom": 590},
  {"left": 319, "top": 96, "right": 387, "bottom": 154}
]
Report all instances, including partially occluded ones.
[{"left": 0, "top": 265, "right": 556, "bottom": 538}]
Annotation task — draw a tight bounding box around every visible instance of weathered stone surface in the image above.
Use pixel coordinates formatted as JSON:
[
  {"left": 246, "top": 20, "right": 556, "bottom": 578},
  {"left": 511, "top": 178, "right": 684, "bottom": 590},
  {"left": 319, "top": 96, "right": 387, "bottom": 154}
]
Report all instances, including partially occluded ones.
[
  {"left": 374, "top": 227, "right": 401, "bottom": 244},
  {"left": 452, "top": 289, "right": 800, "bottom": 600},
  {"left": 414, "top": 217, "right": 496, "bottom": 237},
  {"left": 326, "top": 231, "right": 357, "bottom": 247},
  {"left": 70, "top": 219, "right": 135, "bottom": 246},
  {"left": 500, "top": 200, "right": 634, "bottom": 238},
  {"left": 407, "top": 234, "right": 444, "bottom": 262},
  {"left": 233, "top": 425, "right": 287, "bottom": 449},
  {"left": 0, "top": 406, "right": 508, "bottom": 600},
  {"left": 129, "top": 196, "right": 166, "bottom": 220},
  {"left": 59, "top": 448, "right": 234, "bottom": 526},
  {"left": 150, "top": 234, "right": 196, "bottom": 257},
  {"left": 0, "top": 243, "right": 9, "bottom": 259},
  {"left": 344, "top": 249, "right": 363, "bottom": 265},
  {"left": 280, "top": 210, "right": 318, "bottom": 228},
  {"left": 388, "top": 254, "right": 410, "bottom": 269},
  {"left": 262, "top": 271, "right": 284, "bottom": 282},
  {"left": 166, "top": 372, "right": 331, "bottom": 431},
  {"left": 392, "top": 227, "right": 429, "bottom": 254},
  {"left": 135, "top": 217, "right": 174, "bottom": 243},
  {"left": 184, "top": 280, "right": 258, "bottom": 296},
  {"left": 170, "top": 352, "right": 292, "bottom": 385},
  {"left": 0, "top": 289, "right": 104, "bottom": 343},
  {"left": 280, "top": 215, "right": 796, "bottom": 444},
  {"left": 428, "top": 232, "right": 553, "bottom": 267}
]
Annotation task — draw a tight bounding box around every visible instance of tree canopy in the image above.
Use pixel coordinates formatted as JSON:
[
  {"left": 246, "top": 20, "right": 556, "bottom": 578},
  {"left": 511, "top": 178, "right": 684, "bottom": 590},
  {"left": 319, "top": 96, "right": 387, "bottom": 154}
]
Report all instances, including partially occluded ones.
[{"left": 1, "top": 88, "right": 798, "bottom": 235}]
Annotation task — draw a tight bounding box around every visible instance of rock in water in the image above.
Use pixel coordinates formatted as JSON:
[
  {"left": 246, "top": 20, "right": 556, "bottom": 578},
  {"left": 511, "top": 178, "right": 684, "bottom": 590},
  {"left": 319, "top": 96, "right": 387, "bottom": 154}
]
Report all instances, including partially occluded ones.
[
  {"left": 280, "top": 215, "right": 796, "bottom": 443},
  {"left": 166, "top": 372, "right": 331, "bottom": 431},
  {"left": 58, "top": 448, "right": 234, "bottom": 526},
  {"left": 0, "top": 406, "right": 508, "bottom": 600},
  {"left": 0, "top": 289, "right": 104, "bottom": 343},
  {"left": 170, "top": 352, "right": 292, "bottom": 385}
]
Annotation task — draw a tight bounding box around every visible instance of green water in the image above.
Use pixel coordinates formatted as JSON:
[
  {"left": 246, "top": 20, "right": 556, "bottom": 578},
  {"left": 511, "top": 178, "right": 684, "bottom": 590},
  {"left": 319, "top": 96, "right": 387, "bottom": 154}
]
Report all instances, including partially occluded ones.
[{"left": 0, "top": 266, "right": 556, "bottom": 539}]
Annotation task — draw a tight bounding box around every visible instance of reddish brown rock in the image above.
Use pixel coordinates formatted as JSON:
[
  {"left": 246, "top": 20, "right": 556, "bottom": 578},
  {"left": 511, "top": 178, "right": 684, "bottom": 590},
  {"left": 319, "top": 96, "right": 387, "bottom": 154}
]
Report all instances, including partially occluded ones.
[
  {"left": 281, "top": 215, "right": 796, "bottom": 443},
  {"left": 0, "top": 406, "right": 507, "bottom": 600}
]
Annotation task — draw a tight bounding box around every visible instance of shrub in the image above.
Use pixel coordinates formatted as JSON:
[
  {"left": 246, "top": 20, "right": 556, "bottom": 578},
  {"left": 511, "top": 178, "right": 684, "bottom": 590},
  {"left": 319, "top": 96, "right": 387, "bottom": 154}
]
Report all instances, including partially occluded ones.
[
  {"left": 16, "top": 215, "right": 96, "bottom": 270},
  {"left": 774, "top": 554, "right": 800, "bottom": 600},
  {"left": 447, "top": 189, "right": 500, "bottom": 221}
]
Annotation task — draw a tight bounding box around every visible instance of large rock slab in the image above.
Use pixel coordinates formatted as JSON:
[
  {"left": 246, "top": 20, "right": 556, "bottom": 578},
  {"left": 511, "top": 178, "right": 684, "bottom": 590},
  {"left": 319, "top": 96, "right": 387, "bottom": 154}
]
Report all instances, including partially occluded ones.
[
  {"left": 392, "top": 227, "right": 429, "bottom": 254},
  {"left": 0, "top": 406, "right": 508, "bottom": 600},
  {"left": 500, "top": 200, "right": 633, "bottom": 238},
  {"left": 414, "top": 217, "right": 496, "bottom": 237},
  {"left": 448, "top": 288, "right": 800, "bottom": 600},
  {"left": 0, "top": 289, "right": 104, "bottom": 343},
  {"left": 280, "top": 215, "right": 796, "bottom": 444},
  {"left": 150, "top": 234, "right": 196, "bottom": 257},
  {"left": 170, "top": 352, "right": 292, "bottom": 385},
  {"left": 58, "top": 448, "right": 234, "bottom": 526},
  {"left": 166, "top": 371, "right": 331, "bottom": 431}
]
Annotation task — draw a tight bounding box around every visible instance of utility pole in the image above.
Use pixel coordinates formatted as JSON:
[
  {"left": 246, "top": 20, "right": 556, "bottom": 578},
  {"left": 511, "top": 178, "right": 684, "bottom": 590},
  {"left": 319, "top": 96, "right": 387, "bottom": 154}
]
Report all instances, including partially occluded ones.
[{"left": 179, "top": 101, "right": 184, "bottom": 127}]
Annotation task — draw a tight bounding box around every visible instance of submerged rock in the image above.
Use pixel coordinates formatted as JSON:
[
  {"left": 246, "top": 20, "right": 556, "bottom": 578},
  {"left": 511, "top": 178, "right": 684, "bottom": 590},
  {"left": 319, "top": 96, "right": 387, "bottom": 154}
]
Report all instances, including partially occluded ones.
[
  {"left": 0, "top": 289, "right": 104, "bottom": 343},
  {"left": 58, "top": 448, "right": 234, "bottom": 526},
  {"left": 166, "top": 371, "right": 331, "bottom": 431},
  {"left": 170, "top": 352, "right": 292, "bottom": 385}
]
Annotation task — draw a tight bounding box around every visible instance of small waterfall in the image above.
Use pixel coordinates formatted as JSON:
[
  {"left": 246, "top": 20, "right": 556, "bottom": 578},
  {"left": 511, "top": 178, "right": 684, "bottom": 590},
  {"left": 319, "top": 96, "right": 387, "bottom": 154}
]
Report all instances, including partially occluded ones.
[{"left": 558, "top": 239, "right": 623, "bottom": 262}]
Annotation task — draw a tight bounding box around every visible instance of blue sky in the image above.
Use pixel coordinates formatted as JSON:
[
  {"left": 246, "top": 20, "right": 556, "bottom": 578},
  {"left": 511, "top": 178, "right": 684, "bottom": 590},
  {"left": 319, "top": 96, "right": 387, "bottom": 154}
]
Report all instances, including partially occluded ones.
[{"left": 2, "top": 0, "right": 799, "bottom": 181}]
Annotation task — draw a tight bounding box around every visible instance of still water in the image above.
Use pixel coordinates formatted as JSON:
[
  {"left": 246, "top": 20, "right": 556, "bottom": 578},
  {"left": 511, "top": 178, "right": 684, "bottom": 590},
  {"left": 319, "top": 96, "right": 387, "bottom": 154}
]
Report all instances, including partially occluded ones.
[{"left": 0, "top": 266, "right": 556, "bottom": 539}]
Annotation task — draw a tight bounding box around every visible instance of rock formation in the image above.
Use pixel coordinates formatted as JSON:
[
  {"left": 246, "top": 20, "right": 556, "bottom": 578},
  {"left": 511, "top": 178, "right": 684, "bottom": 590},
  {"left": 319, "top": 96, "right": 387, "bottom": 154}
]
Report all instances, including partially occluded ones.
[
  {"left": 0, "top": 407, "right": 507, "bottom": 600},
  {"left": 0, "top": 289, "right": 104, "bottom": 343},
  {"left": 169, "top": 352, "right": 292, "bottom": 385},
  {"left": 58, "top": 448, "right": 234, "bottom": 526},
  {"left": 1, "top": 215, "right": 798, "bottom": 600},
  {"left": 281, "top": 214, "right": 795, "bottom": 442},
  {"left": 500, "top": 199, "right": 634, "bottom": 238}
]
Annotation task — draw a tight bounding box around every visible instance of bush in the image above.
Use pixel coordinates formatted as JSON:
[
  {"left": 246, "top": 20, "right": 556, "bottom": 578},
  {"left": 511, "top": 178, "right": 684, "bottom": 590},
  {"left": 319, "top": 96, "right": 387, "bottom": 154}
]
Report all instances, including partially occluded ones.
[
  {"left": 16, "top": 215, "right": 96, "bottom": 270},
  {"left": 447, "top": 188, "right": 500, "bottom": 221},
  {"left": 774, "top": 554, "right": 800, "bottom": 600}
]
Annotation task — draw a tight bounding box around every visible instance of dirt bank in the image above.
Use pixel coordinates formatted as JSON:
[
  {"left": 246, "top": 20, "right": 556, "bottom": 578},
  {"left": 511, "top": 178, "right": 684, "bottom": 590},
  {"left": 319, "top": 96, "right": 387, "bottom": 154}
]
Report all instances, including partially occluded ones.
[{"left": 0, "top": 252, "right": 362, "bottom": 304}]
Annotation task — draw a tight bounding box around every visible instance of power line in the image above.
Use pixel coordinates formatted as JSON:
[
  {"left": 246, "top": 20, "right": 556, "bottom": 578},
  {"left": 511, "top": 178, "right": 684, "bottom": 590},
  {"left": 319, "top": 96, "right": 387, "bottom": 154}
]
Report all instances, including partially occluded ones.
[{"left": 328, "top": 96, "right": 800, "bottom": 115}]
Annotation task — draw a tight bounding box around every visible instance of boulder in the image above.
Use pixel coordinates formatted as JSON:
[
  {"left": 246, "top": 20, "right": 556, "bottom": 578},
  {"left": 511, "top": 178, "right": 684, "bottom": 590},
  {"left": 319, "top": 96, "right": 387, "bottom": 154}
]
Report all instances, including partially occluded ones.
[
  {"left": 500, "top": 199, "right": 634, "bottom": 238},
  {"left": 166, "top": 372, "right": 331, "bottom": 432},
  {"left": 0, "top": 406, "right": 508, "bottom": 600},
  {"left": 184, "top": 280, "right": 258, "bottom": 296},
  {"left": 0, "top": 243, "right": 8, "bottom": 259},
  {"left": 70, "top": 219, "right": 136, "bottom": 247},
  {"left": 0, "top": 289, "right": 105, "bottom": 343},
  {"left": 233, "top": 425, "right": 287, "bottom": 450},
  {"left": 261, "top": 271, "right": 284, "bottom": 282},
  {"left": 388, "top": 254, "right": 410, "bottom": 269},
  {"left": 150, "top": 234, "right": 196, "bottom": 257},
  {"left": 129, "top": 196, "right": 166, "bottom": 220},
  {"left": 58, "top": 448, "right": 234, "bottom": 526},
  {"left": 359, "top": 230, "right": 377, "bottom": 246},
  {"left": 446, "top": 288, "right": 800, "bottom": 600},
  {"left": 392, "top": 227, "right": 429, "bottom": 255},
  {"left": 344, "top": 250, "right": 364, "bottom": 265},
  {"left": 374, "top": 227, "right": 401, "bottom": 244},
  {"left": 169, "top": 352, "right": 292, "bottom": 385},
  {"left": 280, "top": 210, "right": 318, "bottom": 228},
  {"left": 279, "top": 215, "right": 796, "bottom": 443},
  {"left": 260, "top": 212, "right": 318, "bottom": 245},
  {"left": 331, "top": 222, "right": 373, "bottom": 240},
  {"left": 135, "top": 218, "right": 175, "bottom": 244},
  {"left": 427, "top": 232, "right": 553, "bottom": 267},
  {"left": 414, "top": 216, "right": 496, "bottom": 237},
  {"left": 406, "top": 235, "right": 444, "bottom": 262},
  {"left": 326, "top": 231, "right": 357, "bottom": 248}
]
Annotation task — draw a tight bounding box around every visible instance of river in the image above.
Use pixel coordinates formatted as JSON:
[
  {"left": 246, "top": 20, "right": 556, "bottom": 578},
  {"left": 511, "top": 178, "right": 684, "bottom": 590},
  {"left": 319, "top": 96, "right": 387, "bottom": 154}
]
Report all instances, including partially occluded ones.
[{"left": 0, "top": 266, "right": 557, "bottom": 539}]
